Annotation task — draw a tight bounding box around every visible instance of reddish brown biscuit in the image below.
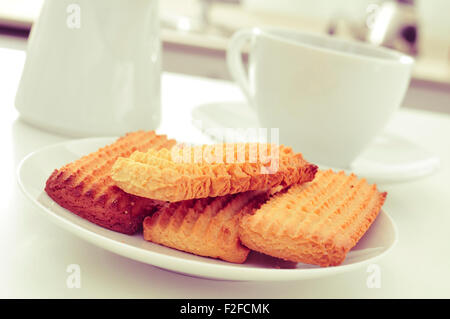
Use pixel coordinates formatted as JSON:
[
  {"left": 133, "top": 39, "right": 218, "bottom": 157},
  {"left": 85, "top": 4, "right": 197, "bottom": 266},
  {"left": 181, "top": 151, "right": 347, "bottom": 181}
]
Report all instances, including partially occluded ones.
[
  {"left": 112, "top": 143, "right": 318, "bottom": 202},
  {"left": 45, "top": 131, "right": 176, "bottom": 234},
  {"left": 239, "top": 170, "right": 387, "bottom": 267},
  {"left": 143, "top": 191, "right": 268, "bottom": 263}
]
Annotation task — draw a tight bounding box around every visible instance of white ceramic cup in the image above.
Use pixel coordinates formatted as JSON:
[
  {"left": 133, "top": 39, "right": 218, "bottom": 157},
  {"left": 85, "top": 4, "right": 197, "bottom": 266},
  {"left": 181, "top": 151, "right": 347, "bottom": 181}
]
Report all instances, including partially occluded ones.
[
  {"left": 227, "top": 27, "right": 414, "bottom": 168},
  {"left": 15, "top": 0, "right": 161, "bottom": 137}
]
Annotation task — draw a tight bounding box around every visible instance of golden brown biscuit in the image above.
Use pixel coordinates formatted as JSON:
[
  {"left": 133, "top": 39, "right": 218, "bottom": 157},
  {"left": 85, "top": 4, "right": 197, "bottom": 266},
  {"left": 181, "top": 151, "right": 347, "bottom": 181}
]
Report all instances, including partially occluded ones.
[
  {"left": 239, "top": 170, "right": 387, "bottom": 267},
  {"left": 112, "top": 143, "right": 317, "bottom": 202},
  {"left": 143, "top": 191, "right": 268, "bottom": 263},
  {"left": 45, "top": 131, "right": 176, "bottom": 234}
]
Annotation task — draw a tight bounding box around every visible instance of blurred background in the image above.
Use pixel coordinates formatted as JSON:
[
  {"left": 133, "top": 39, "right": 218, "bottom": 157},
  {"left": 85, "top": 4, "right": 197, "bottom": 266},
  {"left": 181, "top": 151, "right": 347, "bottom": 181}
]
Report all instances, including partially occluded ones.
[{"left": 0, "top": 0, "right": 449, "bottom": 113}]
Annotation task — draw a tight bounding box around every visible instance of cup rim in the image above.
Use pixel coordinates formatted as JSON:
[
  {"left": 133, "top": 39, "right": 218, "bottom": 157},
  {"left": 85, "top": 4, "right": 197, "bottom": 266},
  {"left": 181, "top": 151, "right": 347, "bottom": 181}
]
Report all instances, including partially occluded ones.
[{"left": 253, "top": 27, "right": 415, "bottom": 66}]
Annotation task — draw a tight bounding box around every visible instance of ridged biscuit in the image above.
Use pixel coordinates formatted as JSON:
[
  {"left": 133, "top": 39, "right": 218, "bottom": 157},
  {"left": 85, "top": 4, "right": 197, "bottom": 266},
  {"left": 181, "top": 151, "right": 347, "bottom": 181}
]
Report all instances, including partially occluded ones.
[
  {"left": 112, "top": 143, "right": 318, "bottom": 202},
  {"left": 45, "top": 131, "right": 176, "bottom": 234},
  {"left": 239, "top": 170, "right": 387, "bottom": 267},
  {"left": 143, "top": 191, "right": 269, "bottom": 263}
]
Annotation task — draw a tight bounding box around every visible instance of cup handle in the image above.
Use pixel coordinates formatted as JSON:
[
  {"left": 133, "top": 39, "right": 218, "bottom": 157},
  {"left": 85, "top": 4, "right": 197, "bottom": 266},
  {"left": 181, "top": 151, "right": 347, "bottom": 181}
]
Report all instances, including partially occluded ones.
[{"left": 227, "top": 29, "right": 254, "bottom": 107}]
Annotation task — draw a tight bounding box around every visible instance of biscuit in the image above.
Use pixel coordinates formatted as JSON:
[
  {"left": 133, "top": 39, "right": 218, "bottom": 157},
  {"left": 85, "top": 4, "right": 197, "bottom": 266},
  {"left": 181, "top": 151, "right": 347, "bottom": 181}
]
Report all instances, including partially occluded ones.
[
  {"left": 112, "top": 143, "right": 317, "bottom": 202},
  {"left": 238, "top": 170, "right": 387, "bottom": 267},
  {"left": 45, "top": 131, "right": 176, "bottom": 234},
  {"left": 143, "top": 191, "right": 269, "bottom": 263}
]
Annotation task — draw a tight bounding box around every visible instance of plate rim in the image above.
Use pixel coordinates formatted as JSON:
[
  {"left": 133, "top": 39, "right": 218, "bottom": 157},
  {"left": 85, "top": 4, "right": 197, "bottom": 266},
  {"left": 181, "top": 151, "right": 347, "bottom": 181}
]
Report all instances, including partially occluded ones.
[{"left": 16, "top": 137, "right": 399, "bottom": 281}]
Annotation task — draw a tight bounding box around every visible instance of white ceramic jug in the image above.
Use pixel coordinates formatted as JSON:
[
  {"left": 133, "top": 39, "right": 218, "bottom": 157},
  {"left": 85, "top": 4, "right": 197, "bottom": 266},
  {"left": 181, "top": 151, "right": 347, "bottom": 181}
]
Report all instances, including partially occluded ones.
[{"left": 15, "top": 0, "right": 161, "bottom": 137}]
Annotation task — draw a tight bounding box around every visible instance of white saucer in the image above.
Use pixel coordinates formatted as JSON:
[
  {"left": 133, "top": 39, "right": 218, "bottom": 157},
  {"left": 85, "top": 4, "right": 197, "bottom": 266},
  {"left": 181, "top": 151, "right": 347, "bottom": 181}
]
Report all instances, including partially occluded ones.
[
  {"left": 192, "top": 102, "right": 440, "bottom": 184},
  {"left": 17, "top": 137, "right": 397, "bottom": 281}
]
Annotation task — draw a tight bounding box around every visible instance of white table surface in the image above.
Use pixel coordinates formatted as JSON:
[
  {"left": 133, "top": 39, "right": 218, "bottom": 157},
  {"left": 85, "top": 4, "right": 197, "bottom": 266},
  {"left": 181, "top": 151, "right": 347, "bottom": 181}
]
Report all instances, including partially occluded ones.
[{"left": 1, "top": 38, "right": 450, "bottom": 299}]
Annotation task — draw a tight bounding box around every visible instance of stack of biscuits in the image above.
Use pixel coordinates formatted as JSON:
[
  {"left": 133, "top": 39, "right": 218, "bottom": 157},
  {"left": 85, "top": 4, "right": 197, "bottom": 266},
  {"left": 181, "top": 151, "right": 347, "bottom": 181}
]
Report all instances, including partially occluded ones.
[{"left": 45, "top": 131, "right": 386, "bottom": 267}]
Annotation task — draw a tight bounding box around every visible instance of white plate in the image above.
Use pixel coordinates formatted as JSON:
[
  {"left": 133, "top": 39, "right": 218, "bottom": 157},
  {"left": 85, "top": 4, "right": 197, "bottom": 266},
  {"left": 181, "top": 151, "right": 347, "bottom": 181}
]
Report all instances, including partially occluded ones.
[
  {"left": 192, "top": 102, "right": 440, "bottom": 184},
  {"left": 17, "top": 137, "right": 398, "bottom": 281}
]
